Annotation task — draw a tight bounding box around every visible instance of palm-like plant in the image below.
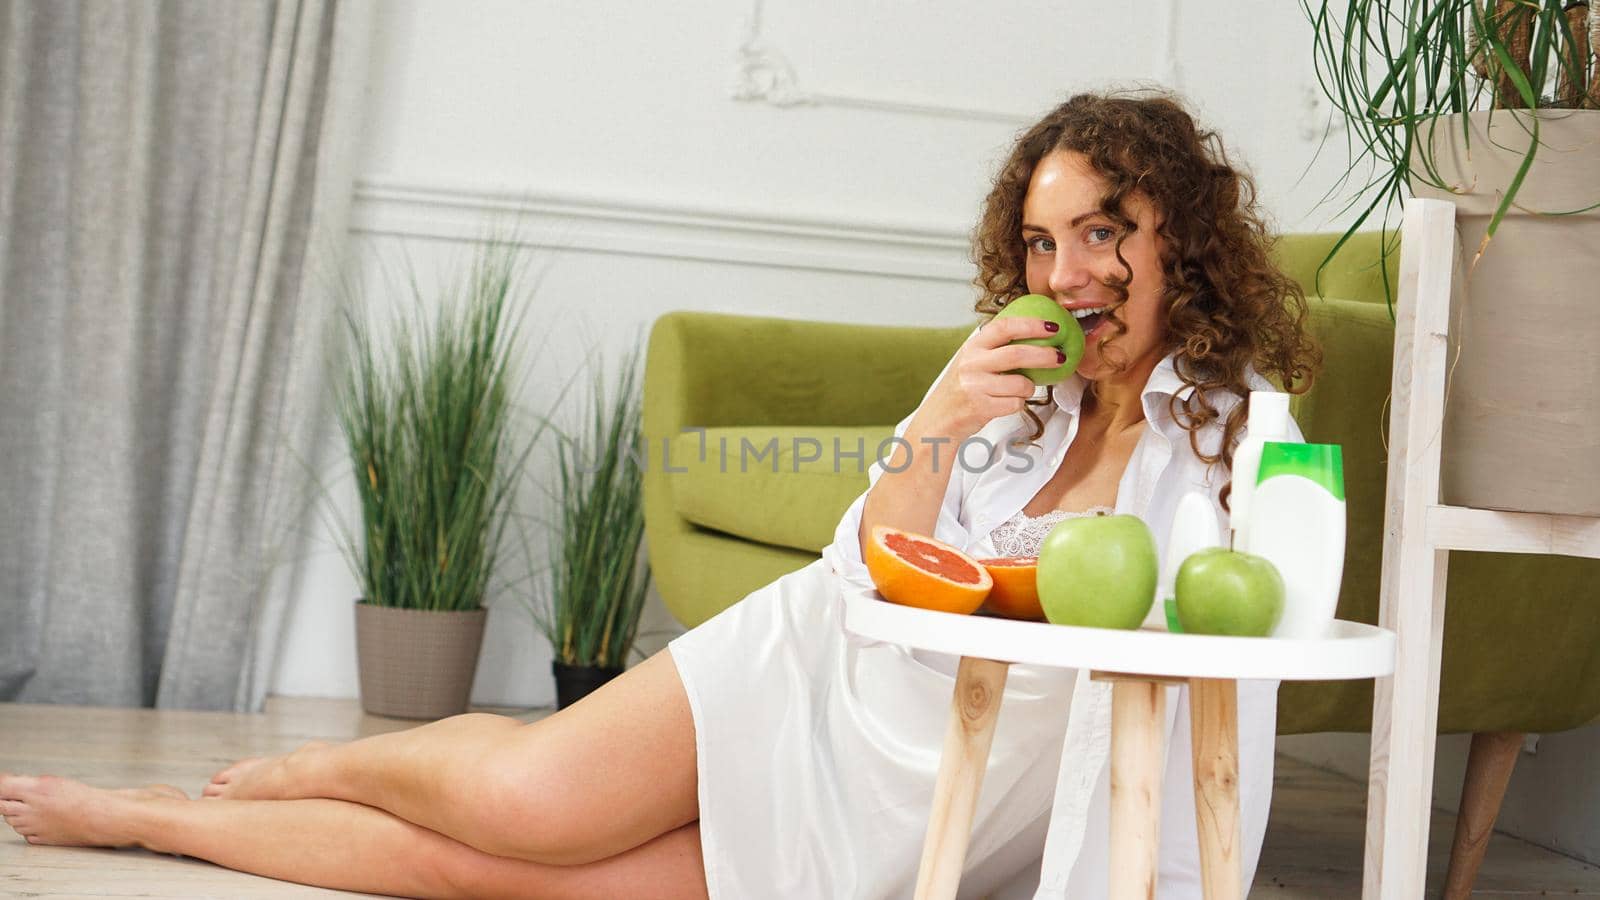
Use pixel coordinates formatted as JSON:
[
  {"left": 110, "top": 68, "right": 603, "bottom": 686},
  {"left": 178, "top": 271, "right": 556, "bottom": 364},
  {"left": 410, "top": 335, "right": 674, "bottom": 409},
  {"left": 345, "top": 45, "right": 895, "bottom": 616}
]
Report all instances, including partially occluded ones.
[
  {"left": 1305, "top": 0, "right": 1599, "bottom": 281},
  {"left": 529, "top": 345, "right": 651, "bottom": 671}
]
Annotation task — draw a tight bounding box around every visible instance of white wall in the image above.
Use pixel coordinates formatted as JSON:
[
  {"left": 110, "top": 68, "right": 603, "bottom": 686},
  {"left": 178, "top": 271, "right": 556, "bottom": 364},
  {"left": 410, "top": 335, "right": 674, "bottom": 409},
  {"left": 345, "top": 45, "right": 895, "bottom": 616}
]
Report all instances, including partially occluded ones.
[{"left": 268, "top": 1, "right": 1363, "bottom": 705}]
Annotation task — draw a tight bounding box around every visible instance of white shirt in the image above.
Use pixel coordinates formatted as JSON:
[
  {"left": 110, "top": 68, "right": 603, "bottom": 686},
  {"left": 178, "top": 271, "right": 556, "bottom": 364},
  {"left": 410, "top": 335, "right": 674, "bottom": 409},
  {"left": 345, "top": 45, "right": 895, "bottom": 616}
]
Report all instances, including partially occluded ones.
[{"left": 820, "top": 333, "right": 1297, "bottom": 896}]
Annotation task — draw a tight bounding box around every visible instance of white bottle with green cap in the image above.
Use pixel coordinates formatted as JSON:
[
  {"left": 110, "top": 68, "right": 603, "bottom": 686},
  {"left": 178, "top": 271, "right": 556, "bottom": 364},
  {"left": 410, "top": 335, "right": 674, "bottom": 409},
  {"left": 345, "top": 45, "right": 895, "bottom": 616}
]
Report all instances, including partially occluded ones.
[
  {"left": 1229, "top": 391, "right": 1293, "bottom": 551},
  {"left": 1247, "top": 442, "right": 1346, "bottom": 639}
]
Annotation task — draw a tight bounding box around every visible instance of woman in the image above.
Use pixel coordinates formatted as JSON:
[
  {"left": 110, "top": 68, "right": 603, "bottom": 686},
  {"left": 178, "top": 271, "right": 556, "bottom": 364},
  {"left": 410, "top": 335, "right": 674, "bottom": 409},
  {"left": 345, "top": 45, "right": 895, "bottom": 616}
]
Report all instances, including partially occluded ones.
[{"left": 0, "top": 91, "right": 1316, "bottom": 899}]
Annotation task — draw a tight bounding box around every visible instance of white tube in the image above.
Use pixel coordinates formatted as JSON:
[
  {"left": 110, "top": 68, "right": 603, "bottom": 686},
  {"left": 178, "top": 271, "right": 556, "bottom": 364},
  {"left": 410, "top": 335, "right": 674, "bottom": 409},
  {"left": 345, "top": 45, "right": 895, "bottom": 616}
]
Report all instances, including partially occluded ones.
[{"left": 1150, "top": 491, "right": 1222, "bottom": 631}]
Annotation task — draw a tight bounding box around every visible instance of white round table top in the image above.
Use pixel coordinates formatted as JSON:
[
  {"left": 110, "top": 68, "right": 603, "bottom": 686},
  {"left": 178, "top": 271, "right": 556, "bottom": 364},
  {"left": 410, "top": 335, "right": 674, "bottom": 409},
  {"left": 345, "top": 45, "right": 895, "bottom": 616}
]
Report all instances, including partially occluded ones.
[{"left": 842, "top": 590, "right": 1396, "bottom": 681}]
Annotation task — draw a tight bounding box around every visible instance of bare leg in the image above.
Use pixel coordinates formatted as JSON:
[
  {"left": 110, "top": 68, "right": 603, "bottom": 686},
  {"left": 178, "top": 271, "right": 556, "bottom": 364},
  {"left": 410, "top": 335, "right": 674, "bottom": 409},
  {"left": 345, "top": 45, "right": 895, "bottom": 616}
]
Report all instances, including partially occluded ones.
[
  {"left": 0, "top": 774, "right": 707, "bottom": 900},
  {"left": 207, "top": 649, "right": 698, "bottom": 865}
]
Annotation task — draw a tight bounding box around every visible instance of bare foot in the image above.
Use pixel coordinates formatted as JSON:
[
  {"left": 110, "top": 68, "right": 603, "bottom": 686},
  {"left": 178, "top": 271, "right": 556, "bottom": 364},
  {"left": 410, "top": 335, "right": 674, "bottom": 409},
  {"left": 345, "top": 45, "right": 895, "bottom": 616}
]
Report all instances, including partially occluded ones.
[
  {"left": 0, "top": 773, "right": 186, "bottom": 848},
  {"left": 203, "top": 740, "right": 331, "bottom": 801},
  {"left": 200, "top": 756, "right": 263, "bottom": 799}
]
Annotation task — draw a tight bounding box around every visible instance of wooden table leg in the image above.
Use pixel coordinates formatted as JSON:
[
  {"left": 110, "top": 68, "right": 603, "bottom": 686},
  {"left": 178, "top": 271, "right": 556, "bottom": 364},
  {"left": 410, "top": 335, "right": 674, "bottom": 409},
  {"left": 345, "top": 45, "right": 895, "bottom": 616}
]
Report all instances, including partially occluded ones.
[
  {"left": 913, "top": 655, "right": 1009, "bottom": 900},
  {"left": 1189, "top": 678, "right": 1242, "bottom": 900},
  {"left": 1109, "top": 678, "right": 1168, "bottom": 900}
]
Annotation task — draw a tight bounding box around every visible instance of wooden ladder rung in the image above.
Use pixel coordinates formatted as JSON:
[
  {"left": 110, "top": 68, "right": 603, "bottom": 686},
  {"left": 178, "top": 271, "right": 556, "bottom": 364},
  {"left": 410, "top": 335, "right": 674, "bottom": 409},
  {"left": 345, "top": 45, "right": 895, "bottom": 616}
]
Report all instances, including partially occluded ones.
[{"left": 1425, "top": 505, "right": 1600, "bottom": 559}]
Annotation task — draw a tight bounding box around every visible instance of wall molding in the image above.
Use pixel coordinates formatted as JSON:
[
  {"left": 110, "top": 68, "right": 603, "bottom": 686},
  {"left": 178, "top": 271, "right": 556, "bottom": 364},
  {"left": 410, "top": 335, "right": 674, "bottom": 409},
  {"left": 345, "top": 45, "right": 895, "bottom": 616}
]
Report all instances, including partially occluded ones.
[
  {"left": 730, "top": 0, "right": 1187, "bottom": 125},
  {"left": 729, "top": 0, "right": 1037, "bottom": 125},
  {"left": 348, "top": 176, "right": 976, "bottom": 282}
]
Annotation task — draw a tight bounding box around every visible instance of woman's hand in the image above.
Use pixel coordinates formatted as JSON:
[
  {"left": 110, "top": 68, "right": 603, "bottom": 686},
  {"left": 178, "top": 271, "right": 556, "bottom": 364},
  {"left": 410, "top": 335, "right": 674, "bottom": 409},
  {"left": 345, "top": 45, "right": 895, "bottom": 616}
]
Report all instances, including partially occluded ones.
[
  {"left": 858, "top": 317, "right": 1061, "bottom": 547},
  {"left": 914, "top": 317, "right": 1066, "bottom": 440}
]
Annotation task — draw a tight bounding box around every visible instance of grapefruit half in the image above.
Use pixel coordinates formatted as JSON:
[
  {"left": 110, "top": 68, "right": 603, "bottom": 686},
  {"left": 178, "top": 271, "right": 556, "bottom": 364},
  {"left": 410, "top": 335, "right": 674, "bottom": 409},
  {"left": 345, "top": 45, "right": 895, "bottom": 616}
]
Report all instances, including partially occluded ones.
[
  {"left": 975, "top": 557, "right": 1044, "bottom": 621},
  {"left": 864, "top": 525, "right": 991, "bottom": 614}
]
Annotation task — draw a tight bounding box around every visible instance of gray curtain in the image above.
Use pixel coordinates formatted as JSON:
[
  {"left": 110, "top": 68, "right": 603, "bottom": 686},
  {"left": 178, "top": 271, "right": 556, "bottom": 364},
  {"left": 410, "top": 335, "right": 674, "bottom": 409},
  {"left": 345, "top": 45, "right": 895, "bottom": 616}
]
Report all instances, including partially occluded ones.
[{"left": 0, "top": 0, "right": 363, "bottom": 710}]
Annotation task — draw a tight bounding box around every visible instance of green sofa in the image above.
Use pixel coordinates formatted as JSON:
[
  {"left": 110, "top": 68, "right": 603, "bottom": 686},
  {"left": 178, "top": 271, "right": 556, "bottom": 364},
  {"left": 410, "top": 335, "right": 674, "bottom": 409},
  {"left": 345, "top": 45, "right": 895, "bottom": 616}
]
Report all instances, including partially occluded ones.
[{"left": 642, "top": 232, "right": 1600, "bottom": 736}]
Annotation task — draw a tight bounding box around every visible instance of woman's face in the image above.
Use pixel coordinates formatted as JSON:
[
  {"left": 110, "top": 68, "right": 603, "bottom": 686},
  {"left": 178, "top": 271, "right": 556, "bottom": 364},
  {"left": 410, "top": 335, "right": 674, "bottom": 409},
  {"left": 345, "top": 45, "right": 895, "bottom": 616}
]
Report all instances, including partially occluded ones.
[{"left": 1022, "top": 150, "right": 1169, "bottom": 382}]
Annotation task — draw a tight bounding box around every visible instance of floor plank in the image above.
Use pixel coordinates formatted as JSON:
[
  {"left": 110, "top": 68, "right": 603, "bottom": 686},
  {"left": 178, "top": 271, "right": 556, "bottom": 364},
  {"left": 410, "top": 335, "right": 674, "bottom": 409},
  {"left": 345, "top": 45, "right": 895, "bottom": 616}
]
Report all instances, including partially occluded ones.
[
  {"left": 3, "top": 699, "right": 1597, "bottom": 897},
  {"left": 1257, "top": 756, "right": 1600, "bottom": 897}
]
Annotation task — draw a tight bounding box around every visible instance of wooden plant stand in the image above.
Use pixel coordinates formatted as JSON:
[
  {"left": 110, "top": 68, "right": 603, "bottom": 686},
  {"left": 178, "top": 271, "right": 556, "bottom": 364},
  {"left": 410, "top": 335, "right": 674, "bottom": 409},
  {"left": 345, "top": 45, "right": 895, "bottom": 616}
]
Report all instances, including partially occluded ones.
[{"left": 1362, "top": 198, "right": 1600, "bottom": 898}]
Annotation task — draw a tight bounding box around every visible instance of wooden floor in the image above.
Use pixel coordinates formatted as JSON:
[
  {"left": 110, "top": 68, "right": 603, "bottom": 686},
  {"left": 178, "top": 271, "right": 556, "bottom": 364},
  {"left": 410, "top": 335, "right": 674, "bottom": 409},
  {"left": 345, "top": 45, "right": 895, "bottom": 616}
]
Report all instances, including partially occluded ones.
[{"left": 2, "top": 699, "right": 1597, "bottom": 898}]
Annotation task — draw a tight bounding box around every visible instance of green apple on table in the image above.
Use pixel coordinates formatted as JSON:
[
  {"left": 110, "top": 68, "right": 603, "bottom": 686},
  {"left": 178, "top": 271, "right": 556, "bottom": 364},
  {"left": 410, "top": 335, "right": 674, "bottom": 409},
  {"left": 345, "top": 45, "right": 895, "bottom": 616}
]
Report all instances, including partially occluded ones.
[
  {"left": 1037, "top": 514, "right": 1158, "bottom": 630},
  {"left": 991, "top": 293, "right": 1085, "bottom": 385},
  {"left": 1174, "top": 547, "right": 1285, "bottom": 637}
]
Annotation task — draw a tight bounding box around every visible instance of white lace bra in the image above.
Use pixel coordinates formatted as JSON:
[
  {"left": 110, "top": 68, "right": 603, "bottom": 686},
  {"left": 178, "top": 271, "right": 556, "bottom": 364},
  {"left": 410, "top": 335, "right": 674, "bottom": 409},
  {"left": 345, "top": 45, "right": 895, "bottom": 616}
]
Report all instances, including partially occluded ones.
[{"left": 985, "top": 505, "right": 1115, "bottom": 558}]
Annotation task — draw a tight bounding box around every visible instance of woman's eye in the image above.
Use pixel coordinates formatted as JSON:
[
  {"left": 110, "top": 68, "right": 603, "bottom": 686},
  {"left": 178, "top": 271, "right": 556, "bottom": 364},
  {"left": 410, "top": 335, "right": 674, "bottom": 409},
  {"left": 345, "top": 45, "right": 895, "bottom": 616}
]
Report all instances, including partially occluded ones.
[
  {"left": 1026, "top": 235, "right": 1055, "bottom": 254},
  {"left": 1087, "top": 226, "right": 1116, "bottom": 244}
]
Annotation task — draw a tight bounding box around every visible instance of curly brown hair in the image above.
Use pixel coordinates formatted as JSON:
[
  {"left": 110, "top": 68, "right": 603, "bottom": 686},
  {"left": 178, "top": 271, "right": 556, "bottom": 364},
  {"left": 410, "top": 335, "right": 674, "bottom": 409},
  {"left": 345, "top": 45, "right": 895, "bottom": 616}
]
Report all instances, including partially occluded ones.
[{"left": 971, "top": 90, "right": 1320, "bottom": 506}]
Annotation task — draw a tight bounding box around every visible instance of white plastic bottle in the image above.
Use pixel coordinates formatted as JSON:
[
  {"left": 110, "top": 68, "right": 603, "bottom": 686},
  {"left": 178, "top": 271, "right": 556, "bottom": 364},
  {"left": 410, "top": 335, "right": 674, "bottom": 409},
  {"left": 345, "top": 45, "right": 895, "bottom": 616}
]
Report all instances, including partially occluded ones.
[
  {"left": 1229, "top": 390, "right": 1293, "bottom": 550},
  {"left": 1149, "top": 491, "right": 1222, "bottom": 632},
  {"left": 1246, "top": 442, "right": 1347, "bottom": 639}
]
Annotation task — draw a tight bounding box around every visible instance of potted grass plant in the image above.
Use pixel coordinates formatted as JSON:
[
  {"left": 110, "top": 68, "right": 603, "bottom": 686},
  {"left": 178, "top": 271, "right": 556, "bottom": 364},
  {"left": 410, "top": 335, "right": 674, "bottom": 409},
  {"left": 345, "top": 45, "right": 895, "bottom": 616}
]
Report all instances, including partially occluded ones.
[
  {"left": 333, "top": 243, "right": 533, "bottom": 720},
  {"left": 528, "top": 345, "right": 652, "bottom": 709},
  {"left": 1305, "top": 1, "right": 1600, "bottom": 515}
]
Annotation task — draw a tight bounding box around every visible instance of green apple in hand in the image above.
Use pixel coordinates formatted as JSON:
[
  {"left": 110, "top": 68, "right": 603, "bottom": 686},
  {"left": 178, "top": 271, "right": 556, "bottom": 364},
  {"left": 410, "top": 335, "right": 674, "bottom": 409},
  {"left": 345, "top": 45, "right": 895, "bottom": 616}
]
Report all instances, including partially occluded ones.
[
  {"left": 991, "top": 294, "right": 1084, "bottom": 385},
  {"left": 1174, "top": 548, "right": 1285, "bottom": 637},
  {"left": 1037, "top": 514, "right": 1158, "bottom": 630}
]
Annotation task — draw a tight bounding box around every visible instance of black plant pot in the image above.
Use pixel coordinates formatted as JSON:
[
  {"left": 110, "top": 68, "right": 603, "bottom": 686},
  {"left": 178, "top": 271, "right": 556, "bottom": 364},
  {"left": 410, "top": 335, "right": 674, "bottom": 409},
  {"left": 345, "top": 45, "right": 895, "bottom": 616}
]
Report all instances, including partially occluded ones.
[{"left": 552, "top": 660, "right": 625, "bottom": 710}]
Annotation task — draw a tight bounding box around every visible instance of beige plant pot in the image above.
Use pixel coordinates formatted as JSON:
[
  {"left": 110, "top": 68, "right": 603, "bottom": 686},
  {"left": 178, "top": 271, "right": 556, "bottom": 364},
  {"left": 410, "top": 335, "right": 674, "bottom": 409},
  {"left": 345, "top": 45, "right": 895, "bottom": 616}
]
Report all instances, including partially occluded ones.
[
  {"left": 1410, "top": 109, "right": 1600, "bottom": 515},
  {"left": 354, "top": 602, "right": 488, "bottom": 720}
]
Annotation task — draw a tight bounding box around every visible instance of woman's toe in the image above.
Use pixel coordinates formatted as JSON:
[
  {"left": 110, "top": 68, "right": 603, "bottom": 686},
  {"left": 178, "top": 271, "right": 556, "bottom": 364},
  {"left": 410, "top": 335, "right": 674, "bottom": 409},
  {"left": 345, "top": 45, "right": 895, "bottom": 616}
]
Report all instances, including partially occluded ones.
[{"left": 0, "top": 773, "right": 37, "bottom": 799}]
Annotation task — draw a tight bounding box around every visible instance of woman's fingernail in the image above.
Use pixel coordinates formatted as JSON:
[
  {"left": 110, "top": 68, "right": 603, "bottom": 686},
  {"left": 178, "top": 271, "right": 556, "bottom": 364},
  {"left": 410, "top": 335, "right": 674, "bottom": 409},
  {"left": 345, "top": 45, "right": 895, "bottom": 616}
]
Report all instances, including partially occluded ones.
[
  {"left": 1043, "top": 321, "right": 1059, "bottom": 332},
  {"left": 1056, "top": 350, "right": 1066, "bottom": 363}
]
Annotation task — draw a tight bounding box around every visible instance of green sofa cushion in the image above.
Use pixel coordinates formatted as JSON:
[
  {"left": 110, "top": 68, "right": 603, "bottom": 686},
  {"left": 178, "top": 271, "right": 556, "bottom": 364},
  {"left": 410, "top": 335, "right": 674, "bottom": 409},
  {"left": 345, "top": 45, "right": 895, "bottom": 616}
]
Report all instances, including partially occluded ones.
[
  {"left": 666, "top": 425, "right": 890, "bottom": 553},
  {"left": 656, "top": 525, "right": 822, "bottom": 627},
  {"left": 1274, "top": 231, "right": 1401, "bottom": 307}
]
